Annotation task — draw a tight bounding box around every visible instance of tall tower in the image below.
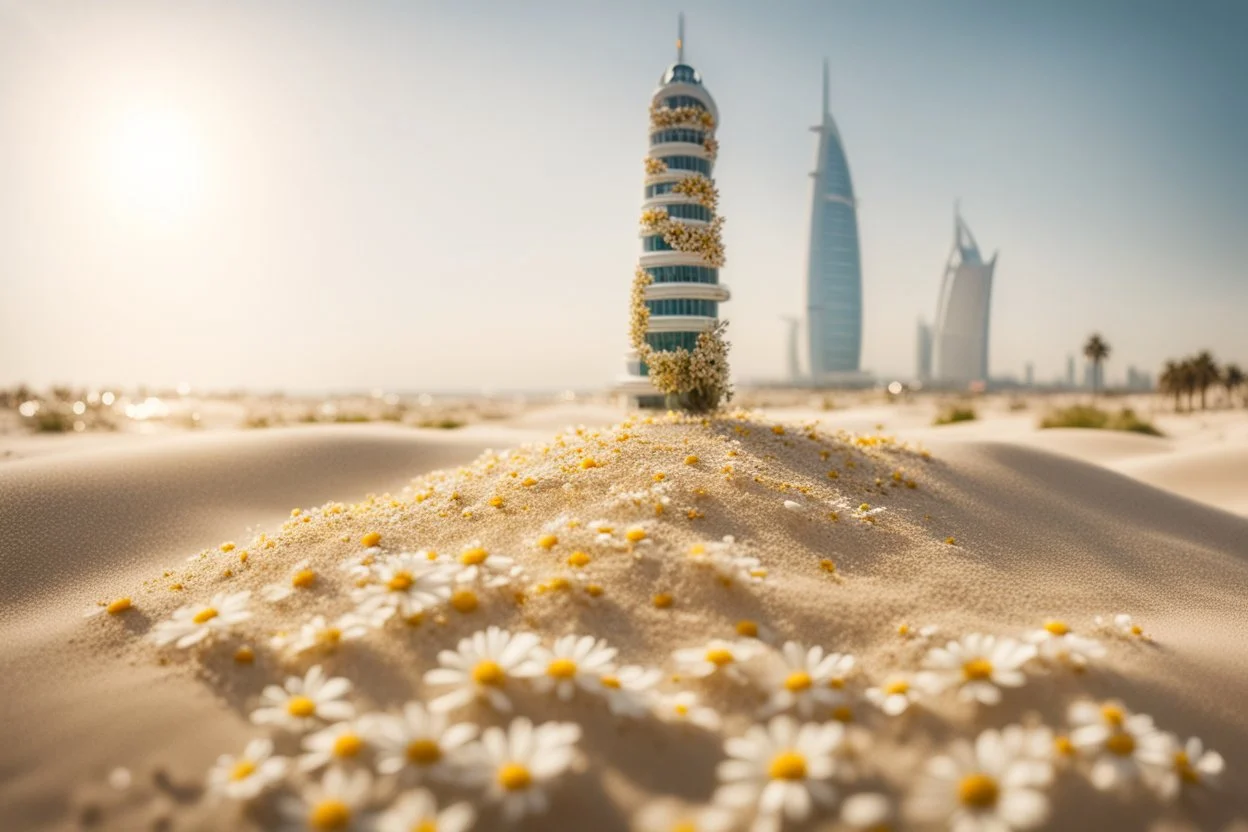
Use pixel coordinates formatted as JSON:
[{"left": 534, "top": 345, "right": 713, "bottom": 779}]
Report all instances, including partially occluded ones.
[
  {"left": 931, "top": 205, "right": 998, "bottom": 386},
  {"left": 782, "top": 317, "right": 802, "bottom": 382},
  {"left": 806, "top": 59, "right": 863, "bottom": 381},
  {"left": 617, "top": 15, "right": 730, "bottom": 406}
]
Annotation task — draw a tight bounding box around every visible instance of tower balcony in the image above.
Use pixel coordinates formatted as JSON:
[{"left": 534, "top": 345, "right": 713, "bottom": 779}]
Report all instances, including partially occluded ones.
[{"left": 644, "top": 282, "right": 730, "bottom": 302}]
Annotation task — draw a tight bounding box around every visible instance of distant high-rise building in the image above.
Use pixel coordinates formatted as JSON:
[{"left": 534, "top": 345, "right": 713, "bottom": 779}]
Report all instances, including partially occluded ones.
[
  {"left": 783, "top": 317, "right": 802, "bottom": 382},
  {"left": 916, "top": 319, "right": 933, "bottom": 382},
  {"left": 1066, "top": 355, "right": 1076, "bottom": 387},
  {"left": 930, "top": 206, "right": 997, "bottom": 386},
  {"left": 805, "top": 60, "right": 863, "bottom": 380},
  {"left": 1024, "top": 362, "right": 1035, "bottom": 387}
]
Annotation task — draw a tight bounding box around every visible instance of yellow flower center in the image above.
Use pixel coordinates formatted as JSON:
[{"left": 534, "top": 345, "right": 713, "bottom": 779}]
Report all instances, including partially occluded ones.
[
  {"left": 106, "top": 598, "right": 132, "bottom": 615},
  {"left": 784, "top": 671, "right": 813, "bottom": 691},
  {"left": 897, "top": 623, "right": 912, "bottom": 636},
  {"left": 318, "top": 627, "right": 342, "bottom": 645},
  {"left": 626, "top": 528, "right": 647, "bottom": 543},
  {"left": 567, "top": 551, "right": 591, "bottom": 567},
  {"left": 768, "top": 750, "right": 807, "bottom": 781},
  {"left": 600, "top": 675, "right": 620, "bottom": 689},
  {"left": 332, "top": 733, "right": 363, "bottom": 758},
  {"left": 1054, "top": 735, "right": 1075, "bottom": 756},
  {"left": 958, "top": 773, "right": 999, "bottom": 808},
  {"left": 1130, "top": 624, "right": 1143, "bottom": 635},
  {"left": 406, "top": 738, "right": 442, "bottom": 765},
  {"left": 472, "top": 660, "right": 505, "bottom": 686},
  {"left": 537, "top": 534, "right": 558, "bottom": 550},
  {"left": 736, "top": 620, "right": 758, "bottom": 637},
  {"left": 309, "top": 799, "right": 352, "bottom": 831},
  {"left": 1101, "top": 704, "right": 1125, "bottom": 726},
  {"left": 450, "top": 589, "right": 478, "bottom": 613},
  {"left": 460, "top": 547, "right": 488, "bottom": 565},
  {"left": 360, "top": 532, "right": 381, "bottom": 548},
  {"left": 234, "top": 646, "right": 255, "bottom": 664},
  {"left": 192, "top": 607, "right": 219, "bottom": 625},
  {"left": 287, "top": 695, "right": 317, "bottom": 718},
  {"left": 387, "top": 571, "right": 414, "bottom": 591},
  {"left": 414, "top": 822, "right": 437, "bottom": 832},
  {"left": 962, "top": 658, "right": 993, "bottom": 681},
  {"left": 1043, "top": 620, "right": 1070, "bottom": 636},
  {"left": 1106, "top": 732, "right": 1136, "bottom": 756},
  {"left": 832, "top": 706, "right": 854, "bottom": 722},
  {"left": 828, "top": 677, "right": 846, "bottom": 689},
  {"left": 672, "top": 823, "right": 697, "bottom": 832},
  {"left": 497, "top": 762, "right": 532, "bottom": 791},
  {"left": 705, "top": 648, "right": 734, "bottom": 666},
  {"left": 884, "top": 680, "right": 910, "bottom": 695},
  {"left": 229, "top": 760, "right": 256, "bottom": 781},
  {"left": 685, "top": 455, "right": 699, "bottom": 465},
  {"left": 547, "top": 658, "right": 578, "bottom": 679},
  {"left": 674, "top": 703, "right": 689, "bottom": 716},
  {"left": 291, "top": 569, "right": 317, "bottom": 589}
]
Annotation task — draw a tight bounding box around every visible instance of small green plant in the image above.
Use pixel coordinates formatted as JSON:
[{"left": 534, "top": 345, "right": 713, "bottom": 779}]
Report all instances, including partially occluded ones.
[
  {"left": 418, "top": 418, "right": 465, "bottom": 430},
  {"left": 1039, "top": 405, "right": 1163, "bottom": 436},
  {"left": 933, "top": 405, "right": 976, "bottom": 426},
  {"left": 34, "top": 410, "right": 72, "bottom": 432},
  {"left": 332, "top": 413, "right": 371, "bottom": 423}
]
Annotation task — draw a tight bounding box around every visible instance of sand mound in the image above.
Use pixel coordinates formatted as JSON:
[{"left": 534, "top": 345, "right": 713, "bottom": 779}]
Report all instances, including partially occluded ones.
[
  {"left": 1112, "top": 441, "right": 1248, "bottom": 517},
  {"left": 4, "top": 414, "right": 1247, "bottom": 831},
  {"left": 1009, "top": 427, "right": 1174, "bottom": 465}
]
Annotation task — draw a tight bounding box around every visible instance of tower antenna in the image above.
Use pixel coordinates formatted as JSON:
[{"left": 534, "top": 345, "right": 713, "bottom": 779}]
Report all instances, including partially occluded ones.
[
  {"left": 822, "top": 57, "right": 829, "bottom": 120},
  {"left": 677, "top": 13, "right": 685, "bottom": 63}
]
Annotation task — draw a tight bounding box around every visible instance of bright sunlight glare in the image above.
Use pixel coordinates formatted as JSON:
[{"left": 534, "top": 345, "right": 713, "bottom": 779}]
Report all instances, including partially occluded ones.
[{"left": 103, "top": 107, "right": 204, "bottom": 227}]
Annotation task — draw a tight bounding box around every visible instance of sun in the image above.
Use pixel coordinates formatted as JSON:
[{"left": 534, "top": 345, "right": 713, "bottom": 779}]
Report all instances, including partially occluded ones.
[{"left": 104, "top": 107, "right": 204, "bottom": 226}]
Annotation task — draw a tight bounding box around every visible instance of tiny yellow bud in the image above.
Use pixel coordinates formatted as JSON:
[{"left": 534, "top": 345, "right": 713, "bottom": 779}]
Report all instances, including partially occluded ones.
[
  {"left": 684, "top": 455, "right": 699, "bottom": 465},
  {"left": 652, "top": 593, "right": 673, "bottom": 609},
  {"left": 360, "top": 532, "right": 382, "bottom": 548},
  {"left": 234, "top": 646, "right": 255, "bottom": 664}
]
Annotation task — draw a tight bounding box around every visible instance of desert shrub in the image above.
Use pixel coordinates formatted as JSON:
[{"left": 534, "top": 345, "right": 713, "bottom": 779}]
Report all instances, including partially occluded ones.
[
  {"left": 933, "top": 406, "right": 976, "bottom": 426},
  {"left": 332, "top": 413, "right": 371, "bottom": 423},
  {"left": 34, "top": 410, "right": 72, "bottom": 432},
  {"left": 418, "top": 418, "right": 465, "bottom": 430},
  {"left": 1039, "top": 405, "right": 1163, "bottom": 436}
]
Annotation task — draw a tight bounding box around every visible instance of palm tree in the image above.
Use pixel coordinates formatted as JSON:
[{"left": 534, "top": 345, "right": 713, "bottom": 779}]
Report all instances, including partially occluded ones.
[
  {"left": 1225, "top": 363, "right": 1245, "bottom": 408},
  {"left": 1083, "top": 334, "right": 1110, "bottom": 398},
  {"left": 1190, "top": 351, "right": 1220, "bottom": 411},
  {"left": 1159, "top": 360, "right": 1184, "bottom": 412}
]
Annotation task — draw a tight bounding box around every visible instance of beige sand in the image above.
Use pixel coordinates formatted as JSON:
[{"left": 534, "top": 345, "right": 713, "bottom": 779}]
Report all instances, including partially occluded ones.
[{"left": 1, "top": 413, "right": 1246, "bottom": 831}]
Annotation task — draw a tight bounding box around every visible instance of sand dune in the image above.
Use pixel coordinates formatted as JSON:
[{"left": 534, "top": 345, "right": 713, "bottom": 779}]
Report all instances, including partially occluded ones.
[
  {"left": 1, "top": 414, "right": 1245, "bottom": 831},
  {"left": 1112, "top": 441, "right": 1248, "bottom": 517}
]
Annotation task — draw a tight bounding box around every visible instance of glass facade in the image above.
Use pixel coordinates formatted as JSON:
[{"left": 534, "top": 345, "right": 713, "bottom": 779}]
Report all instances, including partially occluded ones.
[
  {"left": 646, "top": 298, "right": 718, "bottom": 317},
  {"left": 645, "top": 182, "right": 680, "bottom": 198},
  {"left": 650, "top": 128, "right": 706, "bottom": 146},
  {"left": 663, "top": 95, "right": 706, "bottom": 110},
  {"left": 806, "top": 119, "right": 863, "bottom": 377},
  {"left": 658, "top": 156, "right": 711, "bottom": 175},
  {"left": 646, "top": 331, "right": 701, "bottom": 351},
  {"left": 663, "top": 203, "right": 713, "bottom": 221},
  {"left": 643, "top": 235, "right": 674, "bottom": 252},
  {"left": 645, "top": 265, "right": 718, "bottom": 284}
]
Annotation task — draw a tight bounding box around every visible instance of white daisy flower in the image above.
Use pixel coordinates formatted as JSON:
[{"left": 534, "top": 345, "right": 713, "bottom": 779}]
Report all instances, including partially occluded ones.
[
  {"left": 782, "top": 500, "right": 804, "bottom": 513},
  {"left": 634, "top": 800, "right": 735, "bottom": 832},
  {"left": 921, "top": 634, "right": 1035, "bottom": 705},
  {"left": 840, "top": 792, "right": 895, "bottom": 830},
  {"left": 278, "top": 766, "right": 372, "bottom": 831},
  {"left": 908, "top": 727, "right": 1052, "bottom": 831},
  {"left": 762, "top": 642, "right": 855, "bottom": 718},
  {"left": 516, "top": 634, "right": 617, "bottom": 702},
  {"left": 150, "top": 590, "right": 252, "bottom": 649},
  {"left": 599, "top": 665, "right": 663, "bottom": 718},
  {"left": 464, "top": 717, "right": 581, "bottom": 823},
  {"left": 1067, "top": 700, "right": 1165, "bottom": 790},
  {"left": 655, "top": 691, "right": 721, "bottom": 731},
  {"left": 712, "top": 715, "right": 841, "bottom": 832},
  {"left": 250, "top": 665, "right": 355, "bottom": 732},
  {"left": 896, "top": 622, "right": 939, "bottom": 642},
  {"left": 586, "top": 518, "right": 618, "bottom": 545},
  {"left": 1096, "top": 613, "right": 1151, "bottom": 640},
  {"left": 376, "top": 789, "right": 475, "bottom": 832},
  {"left": 353, "top": 553, "right": 454, "bottom": 620},
  {"left": 207, "top": 738, "right": 288, "bottom": 801},
  {"left": 453, "top": 541, "right": 520, "bottom": 588},
  {"left": 672, "top": 639, "right": 761, "bottom": 682},
  {"left": 369, "top": 701, "right": 478, "bottom": 781},
  {"left": 273, "top": 613, "right": 377, "bottom": 657},
  {"left": 424, "top": 626, "right": 540, "bottom": 714},
  {"left": 261, "top": 559, "right": 319, "bottom": 603},
  {"left": 339, "top": 546, "right": 384, "bottom": 580},
  {"left": 1025, "top": 620, "right": 1106, "bottom": 669},
  {"left": 1139, "top": 734, "right": 1225, "bottom": 800},
  {"left": 299, "top": 718, "right": 375, "bottom": 772},
  {"left": 864, "top": 675, "right": 927, "bottom": 716}
]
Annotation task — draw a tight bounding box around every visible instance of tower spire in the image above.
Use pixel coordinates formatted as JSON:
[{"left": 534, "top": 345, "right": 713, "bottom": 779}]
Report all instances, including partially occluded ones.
[
  {"left": 822, "top": 57, "right": 830, "bottom": 120},
  {"left": 677, "top": 13, "right": 684, "bottom": 63}
]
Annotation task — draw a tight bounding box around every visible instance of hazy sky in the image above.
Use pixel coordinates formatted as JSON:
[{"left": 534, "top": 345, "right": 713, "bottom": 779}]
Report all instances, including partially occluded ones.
[{"left": 2, "top": 0, "right": 1246, "bottom": 392}]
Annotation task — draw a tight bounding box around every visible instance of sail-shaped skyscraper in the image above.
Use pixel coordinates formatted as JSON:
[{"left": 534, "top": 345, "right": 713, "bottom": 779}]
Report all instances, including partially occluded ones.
[
  {"left": 930, "top": 206, "right": 997, "bottom": 385},
  {"left": 805, "top": 60, "right": 863, "bottom": 381}
]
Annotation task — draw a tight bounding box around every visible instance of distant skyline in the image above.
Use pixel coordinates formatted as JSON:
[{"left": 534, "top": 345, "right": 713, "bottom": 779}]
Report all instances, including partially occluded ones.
[{"left": 2, "top": 0, "right": 1246, "bottom": 392}]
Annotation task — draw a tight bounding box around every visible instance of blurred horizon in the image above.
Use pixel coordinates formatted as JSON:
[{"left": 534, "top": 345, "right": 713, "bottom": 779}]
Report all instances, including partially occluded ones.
[{"left": 2, "top": 0, "right": 1246, "bottom": 392}]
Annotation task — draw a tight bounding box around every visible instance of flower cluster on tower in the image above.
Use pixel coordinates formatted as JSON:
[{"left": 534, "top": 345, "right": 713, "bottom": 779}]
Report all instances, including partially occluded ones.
[{"left": 620, "top": 16, "right": 732, "bottom": 413}]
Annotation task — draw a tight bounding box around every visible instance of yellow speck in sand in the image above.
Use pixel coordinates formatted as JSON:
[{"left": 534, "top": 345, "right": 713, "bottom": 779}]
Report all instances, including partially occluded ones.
[
  {"left": 945, "top": 537, "right": 956, "bottom": 545},
  {"left": 652, "top": 593, "right": 673, "bottom": 609},
  {"left": 653, "top": 472, "right": 666, "bottom": 482},
  {"left": 736, "top": 619, "right": 759, "bottom": 637},
  {"left": 567, "top": 551, "right": 591, "bottom": 567},
  {"left": 238, "top": 551, "right": 249, "bottom": 563},
  {"left": 537, "top": 534, "right": 558, "bottom": 551},
  {"left": 488, "top": 496, "right": 504, "bottom": 508},
  {"left": 684, "top": 455, "right": 699, "bottom": 465},
  {"left": 625, "top": 527, "right": 647, "bottom": 543},
  {"left": 586, "top": 584, "right": 604, "bottom": 597},
  {"left": 772, "top": 425, "right": 785, "bottom": 435},
  {"left": 820, "top": 559, "right": 836, "bottom": 574},
  {"left": 360, "top": 532, "right": 381, "bottom": 548},
  {"left": 521, "top": 477, "right": 537, "bottom": 487},
  {"left": 291, "top": 569, "right": 316, "bottom": 589},
  {"left": 1043, "top": 620, "right": 1070, "bottom": 636},
  {"left": 460, "top": 547, "right": 488, "bottom": 565},
  {"left": 219, "top": 542, "right": 235, "bottom": 553},
  {"left": 106, "top": 598, "right": 132, "bottom": 615},
  {"left": 579, "top": 457, "right": 600, "bottom": 469}
]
